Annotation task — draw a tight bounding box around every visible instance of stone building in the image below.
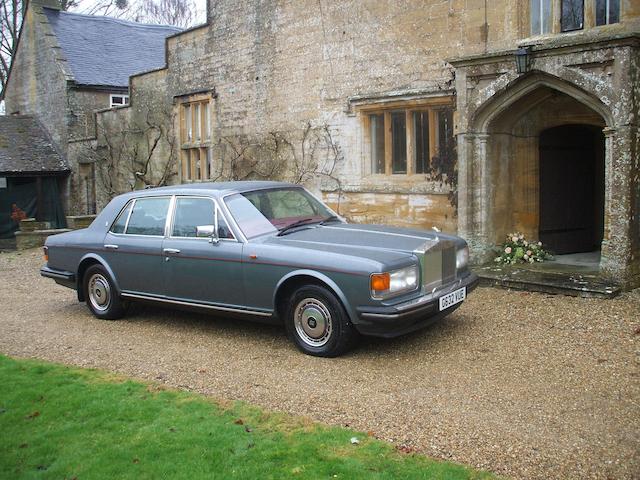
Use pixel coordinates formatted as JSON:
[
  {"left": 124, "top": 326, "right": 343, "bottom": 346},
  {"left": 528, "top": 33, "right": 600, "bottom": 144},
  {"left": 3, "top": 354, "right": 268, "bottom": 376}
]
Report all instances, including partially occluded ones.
[
  {"left": 2, "top": 0, "right": 180, "bottom": 215},
  {"left": 96, "top": 0, "right": 638, "bottom": 288},
  {"left": 0, "top": 115, "right": 69, "bottom": 238},
  {"left": 4, "top": 0, "right": 639, "bottom": 289}
]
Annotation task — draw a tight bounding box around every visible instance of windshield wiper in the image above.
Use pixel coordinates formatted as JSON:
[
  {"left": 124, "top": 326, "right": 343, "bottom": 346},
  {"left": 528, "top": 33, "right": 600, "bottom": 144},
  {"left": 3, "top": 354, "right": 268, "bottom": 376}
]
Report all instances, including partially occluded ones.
[
  {"left": 276, "top": 218, "right": 317, "bottom": 236},
  {"left": 320, "top": 215, "right": 341, "bottom": 225}
]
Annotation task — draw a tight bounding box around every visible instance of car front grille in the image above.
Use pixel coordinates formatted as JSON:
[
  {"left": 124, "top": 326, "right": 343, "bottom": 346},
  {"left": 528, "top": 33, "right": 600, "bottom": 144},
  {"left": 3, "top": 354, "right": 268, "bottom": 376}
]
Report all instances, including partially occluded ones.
[
  {"left": 442, "top": 245, "right": 457, "bottom": 284},
  {"left": 418, "top": 240, "right": 457, "bottom": 293}
]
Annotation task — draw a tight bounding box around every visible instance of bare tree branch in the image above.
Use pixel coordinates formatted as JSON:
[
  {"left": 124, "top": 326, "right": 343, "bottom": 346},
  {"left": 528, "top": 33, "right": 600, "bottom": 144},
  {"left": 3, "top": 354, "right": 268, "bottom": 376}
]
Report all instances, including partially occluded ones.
[
  {"left": 136, "top": 0, "right": 195, "bottom": 27},
  {"left": 0, "top": 0, "right": 24, "bottom": 99},
  {"left": 91, "top": 89, "right": 177, "bottom": 202},
  {"left": 211, "top": 123, "right": 344, "bottom": 208}
]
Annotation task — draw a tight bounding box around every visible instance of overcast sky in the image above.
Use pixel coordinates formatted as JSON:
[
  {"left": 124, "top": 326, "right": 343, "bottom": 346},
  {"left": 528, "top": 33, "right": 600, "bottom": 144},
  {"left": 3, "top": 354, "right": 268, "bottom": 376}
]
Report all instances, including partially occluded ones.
[
  {"left": 73, "top": 0, "right": 208, "bottom": 26},
  {"left": 191, "top": 0, "right": 207, "bottom": 25}
]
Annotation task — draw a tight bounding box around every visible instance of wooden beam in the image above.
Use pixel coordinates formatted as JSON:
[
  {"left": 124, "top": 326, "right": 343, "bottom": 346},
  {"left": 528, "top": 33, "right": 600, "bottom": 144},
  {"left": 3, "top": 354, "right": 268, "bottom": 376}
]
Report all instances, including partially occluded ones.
[
  {"left": 190, "top": 150, "right": 196, "bottom": 180},
  {"left": 429, "top": 109, "right": 438, "bottom": 167},
  {"left": 200, "top": 103, "right": 207, "bottom": 142},
  {"left": 36, "top": 176, "right": 43, "bottom": 221},
  {"left": 191, "top": 103, "right": 196, "bottom": 142},
  {"left": 354, "top": 96, "right": 453, "bottom": 113},
  {"left": 181, "top": 151, "right": 189, "bottom": 180},
  {"left": 180, "top": 106, "right": 186, "bottom": 145},
  {"left": 201, "top": 147, "right": 208, "bottom": 179},
  {"left": 361, "top": 113, "right": 371, "bottom": 174},
  {"left": 384, "top": 111, "right": 392, "bottom": 175},
  {"left": 406, "top": 110, "right": 414, "bottom": 175},
  {"left": 552, "top": 0, "right": 561, "bottom": 34}
]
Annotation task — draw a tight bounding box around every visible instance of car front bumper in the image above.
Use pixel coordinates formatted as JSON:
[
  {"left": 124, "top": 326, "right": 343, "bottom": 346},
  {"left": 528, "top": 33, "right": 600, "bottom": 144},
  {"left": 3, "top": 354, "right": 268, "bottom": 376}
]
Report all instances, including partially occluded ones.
[{"left": 354, "top": 272, "right": 479, "bottom": 338}]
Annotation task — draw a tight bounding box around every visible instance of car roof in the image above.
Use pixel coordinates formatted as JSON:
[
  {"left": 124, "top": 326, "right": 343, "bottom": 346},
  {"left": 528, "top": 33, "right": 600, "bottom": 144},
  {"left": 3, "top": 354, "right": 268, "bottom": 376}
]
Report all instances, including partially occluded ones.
[{"left": 115, "top": 181, "right": 298, "bottom": 200}]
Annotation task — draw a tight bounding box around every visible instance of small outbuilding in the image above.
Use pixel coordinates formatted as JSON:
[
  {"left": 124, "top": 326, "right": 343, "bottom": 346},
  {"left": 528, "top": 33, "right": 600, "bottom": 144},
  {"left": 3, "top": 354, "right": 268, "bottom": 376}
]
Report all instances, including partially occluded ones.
[{"left": 0, "top": 115, "right": 69, "bottom": 238}]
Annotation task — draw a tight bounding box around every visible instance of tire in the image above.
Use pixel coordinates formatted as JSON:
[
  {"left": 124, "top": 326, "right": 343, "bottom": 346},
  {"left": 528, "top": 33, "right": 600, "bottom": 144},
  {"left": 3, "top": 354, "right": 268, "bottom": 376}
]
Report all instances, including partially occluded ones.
[
  {"left": 285, "top": 284, "right": 358, "bottom": 357},
  {"left": 83, "top": 264, "right": 127, "bottom": 320}
]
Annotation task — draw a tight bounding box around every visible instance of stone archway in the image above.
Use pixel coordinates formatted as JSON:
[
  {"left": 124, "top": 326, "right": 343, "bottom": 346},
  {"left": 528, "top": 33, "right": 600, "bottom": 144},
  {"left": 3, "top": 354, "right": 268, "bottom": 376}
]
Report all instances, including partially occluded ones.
[
  {"left": 484, "top": 84, "right": 607, "bottom": 255},
  {"left": 456, "top": 71, "right": 634, "bottom": 283}
]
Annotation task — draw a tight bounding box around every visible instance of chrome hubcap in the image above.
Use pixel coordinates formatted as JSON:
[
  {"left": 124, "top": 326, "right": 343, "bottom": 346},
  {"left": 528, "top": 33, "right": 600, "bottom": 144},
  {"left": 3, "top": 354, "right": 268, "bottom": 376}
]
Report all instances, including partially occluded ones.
[
  {"left": 294, "top": 298, "right": 332, "bottom": 347},
  {"left": 88, "top": 273, "right": 111, "bottom": 312}
]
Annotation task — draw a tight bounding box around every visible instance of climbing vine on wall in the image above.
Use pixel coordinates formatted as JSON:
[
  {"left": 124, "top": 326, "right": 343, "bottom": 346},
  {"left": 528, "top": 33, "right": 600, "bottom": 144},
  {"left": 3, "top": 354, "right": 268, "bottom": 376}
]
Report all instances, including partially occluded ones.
[
  {"left": 210, "top": 122, "right": 344, "bottom": 191},
  {"left": 90, "top": 87, "right": 178, "bottom": 205},
  {"left": 429, "top": 108, "right": 458, "bottom": 210}
]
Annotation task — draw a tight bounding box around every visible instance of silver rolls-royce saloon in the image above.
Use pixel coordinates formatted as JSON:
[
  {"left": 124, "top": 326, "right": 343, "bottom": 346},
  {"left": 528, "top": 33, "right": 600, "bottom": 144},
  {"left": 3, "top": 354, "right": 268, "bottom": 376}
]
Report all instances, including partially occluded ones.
[{"left": 41, "top": 181, "right": 478, "bottom": 357}]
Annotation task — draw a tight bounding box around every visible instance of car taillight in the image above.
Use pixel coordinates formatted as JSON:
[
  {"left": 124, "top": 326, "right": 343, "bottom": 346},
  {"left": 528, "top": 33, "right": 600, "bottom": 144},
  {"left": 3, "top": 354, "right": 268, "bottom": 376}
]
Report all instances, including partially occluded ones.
[{"left": 43, "top": 246, "right": 48, "bottom": 262}]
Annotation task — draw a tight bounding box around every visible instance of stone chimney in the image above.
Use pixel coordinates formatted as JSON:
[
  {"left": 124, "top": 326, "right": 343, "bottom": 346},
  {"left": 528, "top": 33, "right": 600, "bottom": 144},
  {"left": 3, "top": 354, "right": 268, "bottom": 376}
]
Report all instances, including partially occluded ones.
[{"left": 29, "top": 0, "right": 61, "bottom": 11}]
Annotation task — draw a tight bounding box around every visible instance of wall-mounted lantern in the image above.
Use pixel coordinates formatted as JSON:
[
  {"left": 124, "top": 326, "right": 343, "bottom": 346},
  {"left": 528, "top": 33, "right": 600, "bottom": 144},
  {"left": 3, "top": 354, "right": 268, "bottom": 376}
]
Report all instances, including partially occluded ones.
[{"left": 515, "top": 47, "right": 532, "bottom": 74}]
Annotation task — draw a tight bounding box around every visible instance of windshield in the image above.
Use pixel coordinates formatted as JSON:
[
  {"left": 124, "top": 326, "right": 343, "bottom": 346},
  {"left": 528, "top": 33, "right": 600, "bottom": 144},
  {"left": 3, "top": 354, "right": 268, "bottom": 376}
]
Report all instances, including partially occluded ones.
[{"left": 224, "top": 187, "right": 334, "bottom": 239}]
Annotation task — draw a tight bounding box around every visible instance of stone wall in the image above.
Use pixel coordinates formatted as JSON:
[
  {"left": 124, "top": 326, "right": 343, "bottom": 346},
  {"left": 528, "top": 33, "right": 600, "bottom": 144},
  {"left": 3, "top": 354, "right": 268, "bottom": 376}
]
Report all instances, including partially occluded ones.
[
  {"left": 127, "top": 0, "right": 532, "bottom": 233},
  {"left": 4, "top": 4, "right": 71, "bottom": 150},
  {"left": 91, "top": 0, "right": 640, "bottom": 286},
  {"left": 67, "top": 90, "right": 119, "bottom": 142},
  {"left": 92, "top": 68, "right": 178, "bottom": 210},
  {"left": 324, "top": 190, "right": 458, "bottom": 233}
]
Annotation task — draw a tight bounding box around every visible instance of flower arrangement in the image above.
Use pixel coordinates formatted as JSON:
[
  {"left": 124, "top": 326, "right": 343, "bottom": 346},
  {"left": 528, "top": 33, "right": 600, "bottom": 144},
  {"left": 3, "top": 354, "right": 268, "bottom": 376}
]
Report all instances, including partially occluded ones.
[
  {"left": 494, "top": 232, "right": 553, "bottom": 264},
  {"left": 10, "top": 204, "right": 27, "bottom": 224}
]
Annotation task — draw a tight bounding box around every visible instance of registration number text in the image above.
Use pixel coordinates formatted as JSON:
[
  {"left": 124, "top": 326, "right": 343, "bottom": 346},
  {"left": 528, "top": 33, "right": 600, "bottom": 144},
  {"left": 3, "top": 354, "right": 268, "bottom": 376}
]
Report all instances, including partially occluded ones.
[{"left": 439, "top": 287, "right": 466, "bottom": 311}]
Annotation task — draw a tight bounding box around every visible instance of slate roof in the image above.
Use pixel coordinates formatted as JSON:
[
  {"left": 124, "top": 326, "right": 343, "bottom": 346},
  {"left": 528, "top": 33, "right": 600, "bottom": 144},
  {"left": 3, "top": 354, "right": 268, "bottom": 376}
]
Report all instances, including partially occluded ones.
[
  {"left": 0, "top": 116, "right": 69, "bottom": 174},
  {"left": 43, "top": 8, "right": 181, "bottom": 88}
]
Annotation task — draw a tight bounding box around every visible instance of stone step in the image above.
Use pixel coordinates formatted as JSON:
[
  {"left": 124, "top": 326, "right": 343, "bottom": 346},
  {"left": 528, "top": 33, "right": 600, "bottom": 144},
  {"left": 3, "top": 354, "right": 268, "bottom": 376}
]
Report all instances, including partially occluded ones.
[{"left": 473, "top": 264, "right": 621, "bottom": 299}]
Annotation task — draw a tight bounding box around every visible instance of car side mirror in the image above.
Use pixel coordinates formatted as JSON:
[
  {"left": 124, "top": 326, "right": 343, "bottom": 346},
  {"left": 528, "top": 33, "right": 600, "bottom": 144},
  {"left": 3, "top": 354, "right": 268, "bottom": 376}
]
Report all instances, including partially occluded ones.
[{"left": 196, "top": 225, "right": 219, "bottom": 244}]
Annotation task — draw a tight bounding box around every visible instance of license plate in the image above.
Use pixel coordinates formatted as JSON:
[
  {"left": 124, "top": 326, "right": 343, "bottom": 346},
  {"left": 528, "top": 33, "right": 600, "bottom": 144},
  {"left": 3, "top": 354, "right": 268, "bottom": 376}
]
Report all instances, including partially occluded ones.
[{"left": 439, "top": 287, "right": 466, "bottom": 311}]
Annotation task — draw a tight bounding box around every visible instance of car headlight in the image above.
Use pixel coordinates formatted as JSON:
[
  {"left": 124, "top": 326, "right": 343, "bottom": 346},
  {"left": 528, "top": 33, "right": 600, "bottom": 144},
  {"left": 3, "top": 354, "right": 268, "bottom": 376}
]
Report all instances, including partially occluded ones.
[
  {"left": 456, "top": 246, "right": 469, "bottom": 270},
  {"left": 371, "top": 265, "right": 419, "bottom": 300}
]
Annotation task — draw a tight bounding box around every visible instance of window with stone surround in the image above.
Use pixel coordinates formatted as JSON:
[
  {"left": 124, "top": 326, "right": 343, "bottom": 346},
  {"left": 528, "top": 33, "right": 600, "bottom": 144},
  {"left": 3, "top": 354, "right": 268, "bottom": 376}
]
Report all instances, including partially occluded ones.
[
  {"left": 561, "top": 0, "right": 584, "bottom": 31},
  {"left": 595, "top": 0, "right": 619, "bottom": 25},
  {"left": 109, "top": 94, "right": 129, "bottom": 108},
  {"left": 529, "top": 0, "right": 620, "bottom": 36},
  {"left": 362, "top": 99, "right": 455, "bottom": 177},
  {"left": 179, "top": 95, "right": 213, "bottom": 181},
  {"left": 530, "top": 0, "right": 552, "bottom": 35}
]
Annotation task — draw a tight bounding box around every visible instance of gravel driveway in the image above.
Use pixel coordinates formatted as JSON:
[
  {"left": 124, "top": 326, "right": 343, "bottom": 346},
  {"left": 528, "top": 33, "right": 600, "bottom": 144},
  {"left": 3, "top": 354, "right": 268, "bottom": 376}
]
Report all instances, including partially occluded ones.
[{"left": 1, "top": 248, "right": 638, "bottom": 479}]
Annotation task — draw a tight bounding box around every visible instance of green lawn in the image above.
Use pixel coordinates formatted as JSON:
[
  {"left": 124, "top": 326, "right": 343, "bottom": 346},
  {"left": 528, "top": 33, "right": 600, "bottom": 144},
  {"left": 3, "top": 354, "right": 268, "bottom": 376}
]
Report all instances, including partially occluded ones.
[{"left": 0, "top": 355, "right": 496, "bottom": 479}]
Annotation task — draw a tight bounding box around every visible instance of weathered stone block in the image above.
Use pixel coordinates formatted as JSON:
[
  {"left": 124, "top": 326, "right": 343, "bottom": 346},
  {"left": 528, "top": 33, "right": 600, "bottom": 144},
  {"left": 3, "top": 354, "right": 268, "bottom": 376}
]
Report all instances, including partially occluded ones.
[
  {"left": 19, "top": 218, "right": 51, "bottom": 232},
  {"left": 66, "top": 215, "right": 97, "bottom": 230},
  {"left": 15, "top": 229, "right": 72, "bottom": 250}
]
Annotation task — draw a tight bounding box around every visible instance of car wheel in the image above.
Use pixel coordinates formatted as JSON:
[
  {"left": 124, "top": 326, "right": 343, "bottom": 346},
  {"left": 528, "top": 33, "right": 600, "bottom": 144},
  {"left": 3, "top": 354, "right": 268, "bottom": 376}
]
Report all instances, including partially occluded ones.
[
  {"left": 285, "top": 284, "right": 358, "bottom": 357},
  {"left": 83, "top": 264, "right": 127, "bottom": 320}
]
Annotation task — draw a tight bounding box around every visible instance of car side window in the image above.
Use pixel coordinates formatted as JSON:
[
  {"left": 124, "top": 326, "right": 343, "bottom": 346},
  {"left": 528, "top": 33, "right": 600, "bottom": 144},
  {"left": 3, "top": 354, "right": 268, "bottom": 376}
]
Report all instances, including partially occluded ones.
[
  {"left": 172, "top": 197, "right": 235, "bottom": 239},
  {"left": 125, "top": 197, "right": 170, "bottom": 236},
  {"left": 173, "top": 198, "right": 214, "bottom": 237},
  {"left": 110, "top": 200, "right": 133, "bottom": 234},
  {"left": 217, "top": 212, "right": 234, "bottom": 239}
]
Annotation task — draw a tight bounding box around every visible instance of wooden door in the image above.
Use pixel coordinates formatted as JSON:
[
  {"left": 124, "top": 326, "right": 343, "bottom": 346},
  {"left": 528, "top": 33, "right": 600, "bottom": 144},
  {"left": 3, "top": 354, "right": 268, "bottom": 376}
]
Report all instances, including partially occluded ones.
[{"left": 539, "top": 125, "right": 604, "bottom": 255}]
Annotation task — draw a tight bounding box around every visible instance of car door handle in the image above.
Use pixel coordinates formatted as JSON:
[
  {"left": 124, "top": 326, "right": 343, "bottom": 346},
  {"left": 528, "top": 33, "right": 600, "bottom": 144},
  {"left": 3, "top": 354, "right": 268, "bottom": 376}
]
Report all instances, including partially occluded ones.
[
  {"left": 163, "top": 248, "right": 181, "bottom": 255},
  {"left": 104, "top": 244, "right": 119, "bottom": 250}
]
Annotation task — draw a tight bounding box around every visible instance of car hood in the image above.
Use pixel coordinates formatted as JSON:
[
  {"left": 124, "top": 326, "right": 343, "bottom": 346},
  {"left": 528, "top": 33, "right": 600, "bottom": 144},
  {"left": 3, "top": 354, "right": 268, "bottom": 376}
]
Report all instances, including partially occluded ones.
[{"left": 265, "top": 223, "right": 460, "bottom": 257}]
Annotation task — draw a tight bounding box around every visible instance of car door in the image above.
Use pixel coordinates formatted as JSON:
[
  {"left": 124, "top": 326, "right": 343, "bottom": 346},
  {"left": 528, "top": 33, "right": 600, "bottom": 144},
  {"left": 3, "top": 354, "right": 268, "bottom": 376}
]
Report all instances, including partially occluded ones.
[
  {"left": 102, "top": 196, "right": 170, "bottom": 295},
  {"left": 162, "top": 196, "right": 245, "bottom": 308}
]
